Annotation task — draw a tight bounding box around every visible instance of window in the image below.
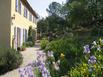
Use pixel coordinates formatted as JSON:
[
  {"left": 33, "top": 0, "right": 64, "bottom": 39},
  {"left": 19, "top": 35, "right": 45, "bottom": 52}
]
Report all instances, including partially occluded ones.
[
  {"left": 23, "top": 29, "right": 25, "bottom": 42},
  {"left": 19, "top": 1, "right": 22, "bottom": 14},
  {"left": 17, "top": 27, "right": 21, "bottom": 47},
  {"left": 33, "top": 16, "right": 37, "bottom": 24},
  {"left": 15, "top": 0, "right": 22, "bottom": 14},
  {"left": 24, "top": 7, "right": 28, "bottom": 18},
  {"left": 25, "top": 29, "right": 27, "bottom": 41},
  {"left": 33, "top": 17, "right": 36, "bottom": 23},
  {"left": 29, "top": 13, "right": 32, "bottom": 21},
  {"left": 23, "top": 29, "right": 27, "bottom": 42},
  {"left": 15, "top": 0, "right": 19, "bottom": 12}
]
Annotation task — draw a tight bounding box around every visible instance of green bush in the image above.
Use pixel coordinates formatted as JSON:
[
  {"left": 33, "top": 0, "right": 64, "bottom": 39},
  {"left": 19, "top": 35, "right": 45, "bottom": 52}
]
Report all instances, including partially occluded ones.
[
  {"left": 27, "top": 26, "right": 36, "bottom": 47},
  {"left": 45, "top": 38, "right": 83, "bottom": 60},
  {"left": 49, "top": 65, "right": 60, "bottom": 77},
  {"left": 60, "top": 58, "right": 69, "bottom": 76},
  {"left": 0, "top": 47, "right": 23, "bottom": 74},
  {"left": 23, "top": 41, "right": 35, "bottom": 47},
  {"left": 45, "top": 37, "right": 83, "bottom": 76},
  {"left": 40, "top": 38, "right": 49, "bottom": 49}
]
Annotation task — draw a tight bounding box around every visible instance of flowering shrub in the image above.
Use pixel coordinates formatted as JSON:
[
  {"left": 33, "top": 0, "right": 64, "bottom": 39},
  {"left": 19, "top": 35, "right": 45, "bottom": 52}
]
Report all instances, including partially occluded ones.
[
  {"left": 46, "top": 51, "right": 60, "bottom": 77},
  {"left": 18, "top": 38, "right": 103, "bottom": 77},
  {"left": 18, "top": 51, "right": 51, "bottom": 77},
  {"left": 68, "top": 38, "right": 103, "bottom": 77},
  {"left": 45, "top": 38, "right": 83, "bottom": 76}
]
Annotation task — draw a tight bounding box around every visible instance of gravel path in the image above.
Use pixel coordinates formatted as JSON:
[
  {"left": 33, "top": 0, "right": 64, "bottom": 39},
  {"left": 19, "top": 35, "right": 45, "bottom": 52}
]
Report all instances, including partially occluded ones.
[{"left": 0, "top": 44, "right": 42, "bottom": 77}]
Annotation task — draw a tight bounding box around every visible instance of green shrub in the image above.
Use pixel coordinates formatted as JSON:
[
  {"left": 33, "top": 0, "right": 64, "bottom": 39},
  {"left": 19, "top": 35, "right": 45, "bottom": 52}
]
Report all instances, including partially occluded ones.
[
  {"left": 60, "top": 58, "right": 69, "bottom": 76},
  {"left": 45, "top": 37, "right": 83, "bottom": 76},
  {"left": 27, "top": 26, "right": 36, "bottom": 47},
  {"left": 45, "top": 38, "right": 83, "bottom": 61},
  {"left": 49, "top": 63, "right": 60, "bottom": 77},
  {"left": 0, "top": 47, "right": 23, "bottom": 74},
  {"left": 23, "top": 41, "right": 34, "bottom": 47},
  {"left": 40, "top": 38, "right": 49, "bottom": 49}
]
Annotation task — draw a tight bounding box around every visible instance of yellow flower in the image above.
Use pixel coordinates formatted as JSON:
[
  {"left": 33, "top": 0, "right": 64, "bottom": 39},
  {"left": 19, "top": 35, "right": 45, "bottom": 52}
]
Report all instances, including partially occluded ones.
[
  {"left": 60, "top": 53, "right": 65, "bottom": 57},
  {"left": 93, "top": 64, "right": 96, "bottom": 69}
]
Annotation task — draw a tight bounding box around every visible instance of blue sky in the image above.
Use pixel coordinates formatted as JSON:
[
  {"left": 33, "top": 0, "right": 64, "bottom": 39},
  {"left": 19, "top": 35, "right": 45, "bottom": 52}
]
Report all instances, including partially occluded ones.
[{"left": 28, "top": 0, "right": 66, "bottom": 18}]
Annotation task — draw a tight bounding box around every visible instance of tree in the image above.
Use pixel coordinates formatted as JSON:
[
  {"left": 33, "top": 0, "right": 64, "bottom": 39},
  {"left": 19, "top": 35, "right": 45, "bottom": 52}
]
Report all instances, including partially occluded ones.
[
  {"left": 38, "top": 0, "right": 103, "bottom": 40},
  {"left": 37, "top": 18, "right": 48, "bottom": 38},
  {"left": 37, "top": 1, "right": 70, "bottom": 39},
  {"left": 27, "top": 26, "right": 36, "bottom": 46},
  {"left": 46, "top": 2, "right": 62, "bottom": 17},
  {"left": 66, "top": 0, "right": 103, "bottom": 29}
]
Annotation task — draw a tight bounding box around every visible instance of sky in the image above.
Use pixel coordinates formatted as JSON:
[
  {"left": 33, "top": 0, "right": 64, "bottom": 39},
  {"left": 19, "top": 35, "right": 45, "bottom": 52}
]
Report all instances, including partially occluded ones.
[{"left": 28, "top": 0, "right": 66, "bottom": 18}]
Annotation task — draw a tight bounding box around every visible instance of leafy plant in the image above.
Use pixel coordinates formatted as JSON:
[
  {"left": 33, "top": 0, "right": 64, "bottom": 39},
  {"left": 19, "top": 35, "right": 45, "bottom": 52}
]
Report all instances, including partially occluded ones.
[
  {"left": 27, "top": 26, "right": 36, "bottom": 47},
  {"left": 0, "top": 47, "right": 23, "bottom": 75},
  {"left": 45, "top": 37, "right": 83, "bottom": 76},
  {"left": 68, "top": 38, "right": 103, "bottom": 77},
  {"left": 40, "top": 38, "right": 49, "bottom": 49},
  {"left": 23, "top": 41, "right": 34, "bottom": 47}
]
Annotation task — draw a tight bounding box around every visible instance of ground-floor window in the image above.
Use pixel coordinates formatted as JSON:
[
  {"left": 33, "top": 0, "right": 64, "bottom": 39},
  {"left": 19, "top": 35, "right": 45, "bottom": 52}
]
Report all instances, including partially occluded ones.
[
  {"left": 23, "top": 29, "right": 27, "bottom": 42},
  {"left": 13, "top": 27, "right": 28, "bottom": 49}
]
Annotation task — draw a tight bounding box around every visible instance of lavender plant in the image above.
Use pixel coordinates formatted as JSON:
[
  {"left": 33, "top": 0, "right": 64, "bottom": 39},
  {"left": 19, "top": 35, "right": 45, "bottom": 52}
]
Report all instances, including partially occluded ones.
[{"left": 18, "top": 51, "right": 51, "bottom": 77}]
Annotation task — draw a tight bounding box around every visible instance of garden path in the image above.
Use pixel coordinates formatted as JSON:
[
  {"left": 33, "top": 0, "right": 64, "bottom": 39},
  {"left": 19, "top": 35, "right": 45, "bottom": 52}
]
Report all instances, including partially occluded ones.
[{"left": 0, "top": 43, "right": 42, "bottom": 77}]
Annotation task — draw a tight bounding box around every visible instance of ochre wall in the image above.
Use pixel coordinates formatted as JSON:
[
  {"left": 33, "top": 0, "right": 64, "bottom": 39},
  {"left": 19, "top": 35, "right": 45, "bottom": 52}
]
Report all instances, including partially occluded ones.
[{"left": 0, "top": 0, "right": 11, "bottom": 48}]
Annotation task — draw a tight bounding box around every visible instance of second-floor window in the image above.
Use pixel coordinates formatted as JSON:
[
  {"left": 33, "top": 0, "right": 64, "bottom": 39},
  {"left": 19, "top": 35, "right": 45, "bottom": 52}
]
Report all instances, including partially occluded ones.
[
  {"left": 33, "top": 17, "right": 36, "bottom": 23},
  {"left": 24, "top": 7, "right": 28, "bottom": 18},
  {"left": 29, "top": 13, "right": 32, "bottom": 21},
  {"left": 15, "top": 0, "right": 22, "bottom": 14},
  {"left": 15, "top": 0, "right": 19, "bottom": 12},
  {"left": 18, "top": 1, "right": 22, "bottom": 14}
]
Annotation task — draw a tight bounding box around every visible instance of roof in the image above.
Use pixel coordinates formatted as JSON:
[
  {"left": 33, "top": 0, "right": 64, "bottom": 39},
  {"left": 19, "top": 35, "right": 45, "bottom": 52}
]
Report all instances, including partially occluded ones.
[{"left": 21, "top": 0, "right": 38, "bottom": 18}]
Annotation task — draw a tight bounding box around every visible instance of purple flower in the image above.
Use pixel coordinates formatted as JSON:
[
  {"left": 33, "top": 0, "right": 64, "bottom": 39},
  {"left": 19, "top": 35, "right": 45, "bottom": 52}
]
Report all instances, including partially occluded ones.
[
  {"left": 88, "top": 55, "right": 96, "bottom": 64},
  {"left": 47, "top": 51, "right": 54, "bottom": 57},
  {"left": 90, "top": 55, "right": 96, "bottom": 60},
  {"left": 18, "top": 66, "right": 35, "bottom": 77},
  {"left": 18, "top": 69, "right": 25, "bottom": 77},
  {"left": 83, "top": 45, "right": 90, "bottom": 54},
  {"left": 18, "top": 51, "right": 51, "bottom": 77}
]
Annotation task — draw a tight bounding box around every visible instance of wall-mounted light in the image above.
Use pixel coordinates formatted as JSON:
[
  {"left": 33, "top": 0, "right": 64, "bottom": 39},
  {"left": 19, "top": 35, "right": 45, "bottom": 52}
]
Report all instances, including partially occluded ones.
[{"left": 11, "top": 14, "right": 15, "bottom": 20}]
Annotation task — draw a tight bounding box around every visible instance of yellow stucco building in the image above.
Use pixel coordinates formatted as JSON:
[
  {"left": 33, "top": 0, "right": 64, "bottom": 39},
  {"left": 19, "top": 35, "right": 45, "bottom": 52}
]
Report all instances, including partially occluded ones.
[{"left": 0, "top": 0, "right": 38, "bottom": 48}]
